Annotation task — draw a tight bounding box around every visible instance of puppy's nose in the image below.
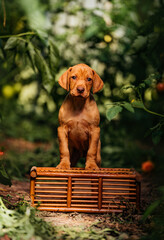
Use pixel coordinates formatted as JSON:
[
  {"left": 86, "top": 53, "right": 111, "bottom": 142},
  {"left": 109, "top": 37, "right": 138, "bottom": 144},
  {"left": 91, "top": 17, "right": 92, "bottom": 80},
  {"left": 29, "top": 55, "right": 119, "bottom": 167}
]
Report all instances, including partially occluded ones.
[{"left": 77, "top": 86, "right": 85, "bottom": 93}]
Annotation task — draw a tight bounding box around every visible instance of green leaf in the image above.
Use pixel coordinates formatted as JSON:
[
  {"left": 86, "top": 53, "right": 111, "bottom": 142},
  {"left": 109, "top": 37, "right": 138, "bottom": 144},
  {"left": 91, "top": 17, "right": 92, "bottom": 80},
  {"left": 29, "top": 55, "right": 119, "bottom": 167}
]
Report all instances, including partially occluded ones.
[
  {"left": 132, "top": 36, "right": 147, "bottom": 51},
  {"left": 48, "top": 40, "right": 59, "bottom": 78},
  {"left": 138, "top": 83, "right": 146, "bottom": 88},
  {"left": 27, "top": 42, "right": 36, "bottom": 70},
  {"left": 35, "top": 49, "right": 53, "bottom": 92},
  {"left": 0, "top": 164, "right": 12, "bottom": 186},
  {"left": 49, "top": 40, "right": 60, "bottom": 58},
  {"left": 19, "top": 0, "right": 49, "bottom": 39},
  {"left": 106, "top": 106, "right": 123, "bottom": 121},
  {"left": 4, "top": 37, "right": 18, "bottom": 50},
  {"left": 152, "top": 130, "right": 162, "bottom": 145},
  {"left": 131, "top": 100, "right": 144, "bottom": 109},
  {"left": 144, "top": 73, "right": 159, "bottom": 86},
  {"left": 0, "top": 49, "right": 4, "bottom": 59},
  {"left": 142, "top": 199, "right": 161, "bottom": 221},
  {"left": 144, "top": 78, "right": 153, "bottom": 86},
  {"left": 84, "top": 25, "right": 100, "bottom": 40},
  {"left": 122, "top": 85, "right": 134, "bottom": 90},
  {"left": 123, "top": 103, "right": 135, "bottom": 113}
]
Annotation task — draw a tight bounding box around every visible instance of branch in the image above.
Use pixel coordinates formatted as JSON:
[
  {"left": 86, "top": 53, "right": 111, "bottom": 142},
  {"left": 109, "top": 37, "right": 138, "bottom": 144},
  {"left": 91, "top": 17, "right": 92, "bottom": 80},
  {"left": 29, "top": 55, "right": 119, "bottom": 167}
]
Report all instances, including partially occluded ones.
[{"left": 0, "top": 32, "right": 36, "bottom": 39}]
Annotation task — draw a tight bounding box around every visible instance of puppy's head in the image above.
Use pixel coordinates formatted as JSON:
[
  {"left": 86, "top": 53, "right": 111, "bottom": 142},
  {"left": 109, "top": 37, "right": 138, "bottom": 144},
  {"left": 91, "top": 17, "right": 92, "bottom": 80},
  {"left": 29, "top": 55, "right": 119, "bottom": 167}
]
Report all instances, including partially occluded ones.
[{"left": 58, "top": 64, "right": 103, "bottom": 98}]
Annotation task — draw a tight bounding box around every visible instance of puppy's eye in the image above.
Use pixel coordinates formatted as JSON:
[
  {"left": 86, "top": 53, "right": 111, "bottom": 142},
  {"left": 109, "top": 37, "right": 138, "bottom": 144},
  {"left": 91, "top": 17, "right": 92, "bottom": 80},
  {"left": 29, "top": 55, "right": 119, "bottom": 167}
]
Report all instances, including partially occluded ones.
[
  {"left": 87, "top": 78, "right": 92, "bottom": 82},
  {"left": 72, "top": 76, "right": 76, "bottom": 80}
]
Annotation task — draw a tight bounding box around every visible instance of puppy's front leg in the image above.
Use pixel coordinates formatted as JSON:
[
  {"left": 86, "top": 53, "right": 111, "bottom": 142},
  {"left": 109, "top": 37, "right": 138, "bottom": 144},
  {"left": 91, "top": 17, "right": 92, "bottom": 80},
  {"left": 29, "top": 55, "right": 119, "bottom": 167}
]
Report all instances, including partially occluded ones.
[
  {"left": 56, "top": 125, "right": 70, "bottom": 169},
  {"left": 85, "top": 127, "right": 100, "bottom": 170}
]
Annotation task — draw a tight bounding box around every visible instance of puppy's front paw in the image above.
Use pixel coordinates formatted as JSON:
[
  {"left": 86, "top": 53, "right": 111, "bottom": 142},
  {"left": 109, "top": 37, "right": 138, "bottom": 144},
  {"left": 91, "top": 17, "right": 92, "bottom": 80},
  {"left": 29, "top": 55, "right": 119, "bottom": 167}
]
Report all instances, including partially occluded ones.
[
  {"left": 85, "top": 162, "right": 99, "bottom": 170},
  {"left": 56, "top": 160, "right": 70, "bottom": 169}
]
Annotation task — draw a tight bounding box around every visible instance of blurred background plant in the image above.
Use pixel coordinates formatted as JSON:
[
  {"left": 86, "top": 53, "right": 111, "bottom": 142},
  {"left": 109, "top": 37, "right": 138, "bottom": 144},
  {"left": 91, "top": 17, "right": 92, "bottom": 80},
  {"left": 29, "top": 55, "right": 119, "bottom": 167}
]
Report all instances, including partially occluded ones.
[{"left": 0, "top": 0, "right": 164, "bottom": 239}]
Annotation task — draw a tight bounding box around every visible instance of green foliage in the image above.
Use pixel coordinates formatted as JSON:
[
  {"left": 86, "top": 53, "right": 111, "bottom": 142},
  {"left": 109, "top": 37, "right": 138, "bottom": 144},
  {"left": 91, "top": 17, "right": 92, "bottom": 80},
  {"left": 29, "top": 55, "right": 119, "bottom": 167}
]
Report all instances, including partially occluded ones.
[
  {"left": 2, "top": 34, "right": 58, "bottom": 93},
  {"left": 106, "top": 102, "right": 136, "bottom": 121},
  {"left": 18, "top": 0, "right": 50, "bottom": 38},
  {"left": 58, "top": 225, "right": 119, "bottom": 240},
  {"left": 122, "top": 102, "right": 134, "bottom": 113},
  {"left": 4, "top": 37, "right": 18, "bottom": 50},
  {"left": 106, "top": 105, "right": 123, "bottom": 121},
  {"left": 0, "top": 197, "right": 57, "bottom": 239},
  {"left": 142, "top": 187, "right": 164, "bottom": 240},
  {"left": 0, "top": 1, "right": 164, "bottom": 238},
  {"left": 0, "top": 162, "right": 11, "bottom": 186},
  {"left": 131, "top": 35, "right": 147, "bottom": 53},
  {"left": 0, "top": 197, "right": 133, "bottom": 240},
  {"left": 5, "top": 148, "right": 59, "bottom": 179}
]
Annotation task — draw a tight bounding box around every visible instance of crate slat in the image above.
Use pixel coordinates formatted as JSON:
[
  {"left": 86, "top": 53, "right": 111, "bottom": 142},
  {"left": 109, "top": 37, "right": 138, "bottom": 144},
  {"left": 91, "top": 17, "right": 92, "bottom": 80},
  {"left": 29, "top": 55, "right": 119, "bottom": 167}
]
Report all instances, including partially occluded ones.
[
  {"left": 35, "top": 190, "right": 67, "bottom": 193},
  {"left": 30, "top": 167, "right": 140, "bottom": 213},
  {"left": 72, "top": 182, "right": 98, "bottom": 185},
  {"left": 103, "top": 187, "right": 136, "bottom": 191},
  {"left": 34, "top": 204, "right": 67, "bottom": 207},
  {"left": 36, "top": 182, "right": 68, "bottom": 185},
  {"left": 102, "top": 196, "right": 136, "bottom": 199},
  {"left": 103, "top": 184, "right": 136, "bottom": 187},
  {"left": 72, "top": 187, "right": 98, "bottom": 190},
  {"left": 34, "top": 199, "right": 67, "bottom": 202},
  {"left": 103, "top": 179, "right": 135, "bottom": 182},
  {"left": 35, "top": 186, "right": 67, "bottom": 189},
  {"left": 71, "top": 200, "right": 98, "bottom": 203}
]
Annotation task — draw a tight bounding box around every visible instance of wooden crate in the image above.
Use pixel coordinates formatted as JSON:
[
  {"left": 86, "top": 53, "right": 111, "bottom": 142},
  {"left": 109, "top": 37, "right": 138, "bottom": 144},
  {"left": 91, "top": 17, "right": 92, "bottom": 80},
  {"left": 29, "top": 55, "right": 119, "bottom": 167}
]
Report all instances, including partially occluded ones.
[{"left": 30, "top": 167, "right": 141, "bottom": 213}]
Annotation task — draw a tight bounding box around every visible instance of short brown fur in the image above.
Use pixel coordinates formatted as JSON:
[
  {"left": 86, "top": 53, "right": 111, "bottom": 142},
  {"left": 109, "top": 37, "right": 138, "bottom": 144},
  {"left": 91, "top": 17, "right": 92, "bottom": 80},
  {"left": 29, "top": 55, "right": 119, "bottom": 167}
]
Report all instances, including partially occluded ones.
[{"left": 56, "top": 63, "right": 103, "bottom": 170}]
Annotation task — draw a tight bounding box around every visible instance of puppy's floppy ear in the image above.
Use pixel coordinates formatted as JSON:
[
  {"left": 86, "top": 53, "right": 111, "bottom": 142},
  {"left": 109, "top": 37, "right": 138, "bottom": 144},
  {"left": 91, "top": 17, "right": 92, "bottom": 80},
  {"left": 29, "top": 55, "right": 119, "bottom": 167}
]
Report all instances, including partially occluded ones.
[
  {"left": 92, "top": 70, "right": 104, "bottom": 94},
  {"left": 58, "top": 67, "right": 72, "bottom": 91}
]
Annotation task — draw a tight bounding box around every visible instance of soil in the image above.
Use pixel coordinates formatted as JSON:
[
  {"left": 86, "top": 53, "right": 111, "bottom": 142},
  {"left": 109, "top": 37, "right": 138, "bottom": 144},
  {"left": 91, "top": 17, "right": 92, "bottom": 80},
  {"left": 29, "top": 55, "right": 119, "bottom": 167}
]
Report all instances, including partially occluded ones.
[
  {"left": 1, "top": 138, "right": 53, "bottom": 152},
  {"left": 0, "top": 174, "right": 154, "bottom": 239},
  {"left": 0, "top": 138, "right": 156, "bottom": 239}
]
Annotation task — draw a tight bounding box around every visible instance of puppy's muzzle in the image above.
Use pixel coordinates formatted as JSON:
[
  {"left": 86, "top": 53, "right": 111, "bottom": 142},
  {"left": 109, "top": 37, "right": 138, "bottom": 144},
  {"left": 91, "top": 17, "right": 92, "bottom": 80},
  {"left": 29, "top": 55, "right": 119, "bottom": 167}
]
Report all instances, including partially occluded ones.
[{"left": 77, "top": 86, "right": 85, "bottom": 94}]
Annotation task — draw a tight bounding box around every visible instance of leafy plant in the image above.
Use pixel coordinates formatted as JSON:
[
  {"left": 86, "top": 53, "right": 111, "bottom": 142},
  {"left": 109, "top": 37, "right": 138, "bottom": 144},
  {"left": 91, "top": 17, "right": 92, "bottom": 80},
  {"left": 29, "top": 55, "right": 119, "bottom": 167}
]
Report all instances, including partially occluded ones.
[
  {"left": 0, "top": 161, "right": 11, "bottom": 186},
  {"left": 0, "top": 197, "right": 131, "bottom": 240},
  {"left": 0, "top": 197, "right": 57, "bottom": 240},
  {"left": 142, "top": 186, "right": 164, "bottom": 222}
]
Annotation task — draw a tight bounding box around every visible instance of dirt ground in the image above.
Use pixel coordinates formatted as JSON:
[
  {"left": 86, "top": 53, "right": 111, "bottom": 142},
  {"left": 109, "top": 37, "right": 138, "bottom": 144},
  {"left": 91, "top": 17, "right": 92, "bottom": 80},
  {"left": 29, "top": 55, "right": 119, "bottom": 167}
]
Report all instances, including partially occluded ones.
[
  {"left": 0, "top": 138, "right": 155, "bottom": 239},
  {"left": 0, "top": 174, "right": 154, "bottom": 240}
]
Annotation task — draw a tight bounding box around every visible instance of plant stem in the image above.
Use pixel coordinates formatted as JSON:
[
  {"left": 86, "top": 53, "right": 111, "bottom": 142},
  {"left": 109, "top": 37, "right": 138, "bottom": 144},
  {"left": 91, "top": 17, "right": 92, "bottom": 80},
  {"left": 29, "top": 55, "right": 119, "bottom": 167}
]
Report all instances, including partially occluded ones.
[
  {"left": 143, "top": 106, "right": 164, "bottom": 118},
  {"left": 138, "top": 90, "right": 164, "bottom": 118},
  {"left": 0, "top": 32, "right": 36, "bottom": 39}
]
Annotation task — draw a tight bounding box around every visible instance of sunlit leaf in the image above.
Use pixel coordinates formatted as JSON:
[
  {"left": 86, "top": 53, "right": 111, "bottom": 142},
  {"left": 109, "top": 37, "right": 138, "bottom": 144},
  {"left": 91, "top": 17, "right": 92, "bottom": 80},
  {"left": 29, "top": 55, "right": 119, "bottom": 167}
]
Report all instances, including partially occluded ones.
[
  {"left": 122, "top": 85, "right": 135, "bottom": 90},
  {"left": 132, "top": 36, "right": 147, "bottom": 51},
  {"left": 123, "top": 103, "right": 135, "bottom": 113},
  {"left": 84, "top": 25, "right": 100, "bottom": 40},
  {"left": 106, "top": 106, "right": 123, "bottom": 121},
  {"left": 4, "top": 37, "right": 18, "bottom": 50},
  {"left": 35, "top": 49, "right": 53, "bottom": 92},
  {"left": 49, "top": 40, "right": 60, "bottom": 77},
  {"left": 19, "top": 0, "right": 50, "bottom": 39}
]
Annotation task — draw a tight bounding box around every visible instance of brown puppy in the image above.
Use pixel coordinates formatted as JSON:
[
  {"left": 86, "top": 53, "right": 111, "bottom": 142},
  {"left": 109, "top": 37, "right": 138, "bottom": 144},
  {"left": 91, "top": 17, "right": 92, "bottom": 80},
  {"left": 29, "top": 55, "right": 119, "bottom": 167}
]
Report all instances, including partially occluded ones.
[{"left": 56, "top": 63, "right": 103, "bottom": 170}]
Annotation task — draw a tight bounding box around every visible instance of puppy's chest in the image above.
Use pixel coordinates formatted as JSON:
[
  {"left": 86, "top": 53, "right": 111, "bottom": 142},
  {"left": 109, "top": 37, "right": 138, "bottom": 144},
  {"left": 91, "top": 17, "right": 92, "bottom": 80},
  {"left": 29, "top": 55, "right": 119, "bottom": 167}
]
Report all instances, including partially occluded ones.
[
  {"left": 67, "top": 118, "right": 90, "bottom": 135},
  {"left": 67, "top": 119, "right": 90, "bottom": 146}
]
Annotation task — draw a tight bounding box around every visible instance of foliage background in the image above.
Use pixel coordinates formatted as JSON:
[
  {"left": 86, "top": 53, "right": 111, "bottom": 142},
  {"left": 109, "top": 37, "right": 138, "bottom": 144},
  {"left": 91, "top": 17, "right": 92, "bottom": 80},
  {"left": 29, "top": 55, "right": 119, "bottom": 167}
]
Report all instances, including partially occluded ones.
[{"left": 0, "top": 0, "right": 164, "bottom": 239}]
